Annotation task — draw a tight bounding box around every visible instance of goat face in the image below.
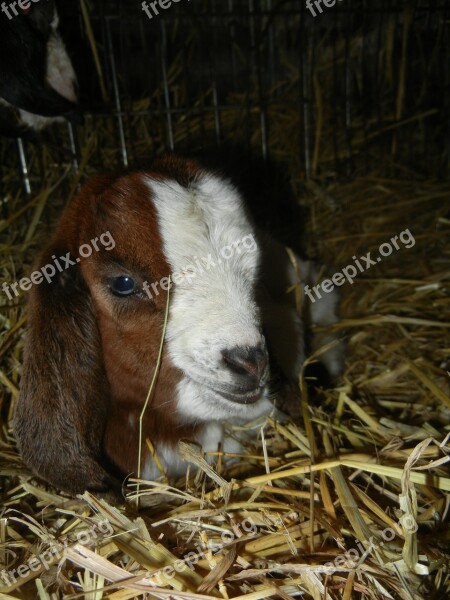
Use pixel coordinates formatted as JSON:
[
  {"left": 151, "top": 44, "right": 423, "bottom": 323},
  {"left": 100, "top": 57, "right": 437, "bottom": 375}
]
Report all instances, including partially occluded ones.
[
  {"left": 14, "top": 155, "right": 276, "bottom": 495},
  {"left": 146, "top": 171, "right": 273, "bottom": 424},
  {"left": 81, "top": 157, "right": 273, "bottom": 423}
]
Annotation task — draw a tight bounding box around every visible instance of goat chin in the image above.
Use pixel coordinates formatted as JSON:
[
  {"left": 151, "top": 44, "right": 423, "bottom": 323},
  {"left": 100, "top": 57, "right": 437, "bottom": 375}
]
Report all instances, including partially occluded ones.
[{"left": 14, "top": 154, "right": 344, "bottom": 500}]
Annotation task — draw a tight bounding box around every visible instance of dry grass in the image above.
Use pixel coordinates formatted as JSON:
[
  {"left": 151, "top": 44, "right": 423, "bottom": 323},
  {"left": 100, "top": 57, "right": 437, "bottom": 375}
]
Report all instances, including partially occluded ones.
[
  {"left": 0, "top": 5, "right": 449, "bottom": 599},
  {"left": 0, "top": 154, "right": 449, "bottom": 599}
]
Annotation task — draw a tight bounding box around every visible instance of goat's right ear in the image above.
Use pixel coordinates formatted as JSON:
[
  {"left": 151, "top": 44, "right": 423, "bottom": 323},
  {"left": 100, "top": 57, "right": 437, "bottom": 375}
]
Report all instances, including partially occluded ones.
[{"left": 14, "top": 244, "right": 122, "bottom": 499}]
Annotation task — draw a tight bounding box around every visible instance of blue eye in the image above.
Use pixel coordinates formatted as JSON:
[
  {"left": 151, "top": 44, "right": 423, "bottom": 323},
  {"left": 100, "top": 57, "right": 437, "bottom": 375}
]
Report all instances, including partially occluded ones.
[{"left": 109, "top": 276, "right": 137, "bottom": 297}]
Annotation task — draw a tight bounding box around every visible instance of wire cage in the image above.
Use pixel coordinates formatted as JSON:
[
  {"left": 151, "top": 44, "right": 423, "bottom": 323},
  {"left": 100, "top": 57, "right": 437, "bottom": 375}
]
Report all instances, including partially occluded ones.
[{"left": 1, "top": 0, "right": 449, "bottom": 201}]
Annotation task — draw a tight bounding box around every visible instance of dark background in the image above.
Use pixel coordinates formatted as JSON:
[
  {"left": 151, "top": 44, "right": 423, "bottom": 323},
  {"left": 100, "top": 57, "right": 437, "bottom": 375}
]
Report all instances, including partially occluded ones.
[{"left": 2, "top": 0, "right": 449, "bottom": 195}]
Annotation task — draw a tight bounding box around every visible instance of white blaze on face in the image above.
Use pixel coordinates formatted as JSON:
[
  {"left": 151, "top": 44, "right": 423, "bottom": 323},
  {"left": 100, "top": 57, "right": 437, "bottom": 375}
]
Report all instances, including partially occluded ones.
[{"left": 146, "top": 173, "right": 273, "bottom": 422}]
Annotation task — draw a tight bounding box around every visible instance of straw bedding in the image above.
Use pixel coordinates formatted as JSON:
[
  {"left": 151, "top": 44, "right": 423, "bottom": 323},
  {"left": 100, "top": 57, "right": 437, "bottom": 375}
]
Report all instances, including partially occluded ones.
[
  {"left": 0, "top": 7, "right": 449, "bottom": 600},
  {"left": 1, "top": 148, "right": 449, "bottom": 598}
]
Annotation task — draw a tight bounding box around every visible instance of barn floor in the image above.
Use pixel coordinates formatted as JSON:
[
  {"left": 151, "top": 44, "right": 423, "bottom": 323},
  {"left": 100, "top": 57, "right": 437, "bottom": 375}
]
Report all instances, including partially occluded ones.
[{"left": 0, "top": 141, "right": 449, "bottom": 599}]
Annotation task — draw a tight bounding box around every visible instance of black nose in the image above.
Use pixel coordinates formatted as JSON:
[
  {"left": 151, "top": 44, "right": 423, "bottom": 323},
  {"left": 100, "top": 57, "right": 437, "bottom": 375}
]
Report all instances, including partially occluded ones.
[{"left": 222, "top": 346, "right": 268, "bottom": 385}]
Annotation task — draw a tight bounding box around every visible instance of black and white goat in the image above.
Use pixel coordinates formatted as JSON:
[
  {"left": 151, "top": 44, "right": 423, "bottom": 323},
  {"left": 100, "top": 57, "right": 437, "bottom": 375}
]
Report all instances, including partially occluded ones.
[{"left": 0, "top": 0, "right": 78, "bottom": 137}]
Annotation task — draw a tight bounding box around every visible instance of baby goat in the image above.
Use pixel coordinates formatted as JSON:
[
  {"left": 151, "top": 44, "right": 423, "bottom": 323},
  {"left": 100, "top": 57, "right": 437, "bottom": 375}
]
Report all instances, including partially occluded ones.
[{"left": 14, "top": 155, "right": 342, "bottom": 498}]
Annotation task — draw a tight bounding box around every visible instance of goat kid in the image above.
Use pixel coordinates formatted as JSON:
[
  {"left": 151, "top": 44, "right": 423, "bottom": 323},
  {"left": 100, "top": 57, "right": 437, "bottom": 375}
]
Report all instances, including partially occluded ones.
[{"left": 14, "top": 155, "right": 343, "bottom": 499}]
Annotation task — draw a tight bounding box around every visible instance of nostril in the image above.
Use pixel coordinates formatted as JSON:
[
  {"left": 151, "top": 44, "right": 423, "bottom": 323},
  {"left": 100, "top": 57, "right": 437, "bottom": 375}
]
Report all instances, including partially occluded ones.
[{"left": 221, "top": 346, "right": 268, "bottom": 382}]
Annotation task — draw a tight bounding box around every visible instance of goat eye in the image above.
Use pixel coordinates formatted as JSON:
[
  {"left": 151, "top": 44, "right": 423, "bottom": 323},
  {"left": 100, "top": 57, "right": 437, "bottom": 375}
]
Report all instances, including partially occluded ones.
[{"left": 109, "top": 276, "right": 137, "bottom": 297}]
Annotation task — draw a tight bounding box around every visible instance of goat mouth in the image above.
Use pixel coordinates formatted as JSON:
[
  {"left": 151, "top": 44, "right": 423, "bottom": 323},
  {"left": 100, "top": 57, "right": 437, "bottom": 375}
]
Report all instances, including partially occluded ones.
[
  {"left": 214, "top": 388, "right": 263, "bottom": 405},
  {"left": 186, "top": 373, "right": 266, "bottom": 405}
]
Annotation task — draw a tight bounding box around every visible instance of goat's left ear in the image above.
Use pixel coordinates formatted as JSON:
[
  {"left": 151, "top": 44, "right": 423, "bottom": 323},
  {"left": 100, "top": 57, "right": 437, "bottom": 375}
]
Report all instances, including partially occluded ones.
[{"left": 14, "top": 241, "right": 122, "bottom": 499}]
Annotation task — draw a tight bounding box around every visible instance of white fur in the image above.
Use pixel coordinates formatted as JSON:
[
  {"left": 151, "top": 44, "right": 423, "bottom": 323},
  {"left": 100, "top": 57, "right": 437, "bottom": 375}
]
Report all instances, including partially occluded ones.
[
  {"left": 2, "top": 7, "right": 77, "bottom": 131},
  {"left": 18, "top": 110, "right": 65, "bottom": 130},
  {"left": 147, "top": 174, "right": 272, "bottom": 423},
  {"left": 35, "top": 7, "right": 77, "bottom": 126},
  {"left": 141, "top": 171, "right": 343, "bottom": 476},
  {"left": 46, "top": 30, "right": 77, "bottom": 104},
  {"left": 141, "top": 422, "right": 244, "bottom": 481},
  {"left": 176, "top": 377, "right": 274, "bottom": 425},
  {"left": 141, "top": 445, "right": 186, "bottom": 481}
]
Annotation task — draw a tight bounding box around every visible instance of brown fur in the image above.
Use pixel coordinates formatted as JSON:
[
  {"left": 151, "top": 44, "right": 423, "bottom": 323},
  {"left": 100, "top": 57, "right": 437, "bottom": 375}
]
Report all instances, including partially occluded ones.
[{"left": 14, "top": 156, "right": 205, "bottom": 499}]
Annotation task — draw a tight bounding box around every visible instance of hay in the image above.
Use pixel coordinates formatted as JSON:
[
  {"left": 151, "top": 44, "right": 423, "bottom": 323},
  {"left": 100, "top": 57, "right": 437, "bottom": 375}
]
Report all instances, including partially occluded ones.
[
  {"left": 0, "top": 4, "right": 449, "bottom": 599},
  {"left": 1, "top": 150, "right": 448, "bottom": 599}
]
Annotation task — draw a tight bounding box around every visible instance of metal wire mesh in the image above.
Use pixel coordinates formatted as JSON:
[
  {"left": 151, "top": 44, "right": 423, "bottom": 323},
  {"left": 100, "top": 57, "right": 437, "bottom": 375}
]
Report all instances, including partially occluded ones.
[{"left": 1, "top": 0, "right": 449, "bottom": 197}]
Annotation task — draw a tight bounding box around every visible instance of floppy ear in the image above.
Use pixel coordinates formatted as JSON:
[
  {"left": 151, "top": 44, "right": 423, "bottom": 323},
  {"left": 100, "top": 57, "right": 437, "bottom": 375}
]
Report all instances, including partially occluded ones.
[{"left": 14, "top": 242, "right": 122, "bottom": 499}]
